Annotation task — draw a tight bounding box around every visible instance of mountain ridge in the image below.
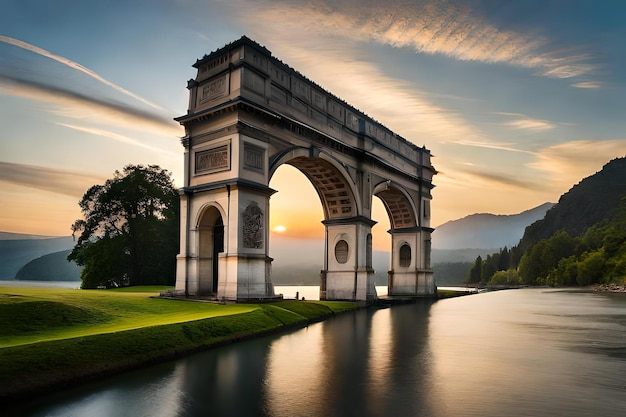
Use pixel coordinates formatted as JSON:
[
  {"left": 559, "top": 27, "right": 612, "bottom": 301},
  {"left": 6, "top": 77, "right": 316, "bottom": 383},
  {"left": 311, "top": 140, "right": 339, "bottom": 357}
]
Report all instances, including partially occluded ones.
[
  {"left": 433, "top": 202, "right": 554, "bottom": 250},
  {"left": 0, "top": 231, "right": 66, "bottom": 240},
  {"left": 15, "top": 250, "right": 82, "bottom": 281},
  {"left": 0, "top": 236, "right": 75, "bottom": 280}
]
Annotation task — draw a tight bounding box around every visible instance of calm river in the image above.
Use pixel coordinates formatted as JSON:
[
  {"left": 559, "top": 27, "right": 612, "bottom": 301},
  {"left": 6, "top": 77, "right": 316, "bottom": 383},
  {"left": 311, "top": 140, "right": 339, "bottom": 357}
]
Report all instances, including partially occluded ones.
[{"left": 6, "top": 287, "right": 626, "bottom": 417}]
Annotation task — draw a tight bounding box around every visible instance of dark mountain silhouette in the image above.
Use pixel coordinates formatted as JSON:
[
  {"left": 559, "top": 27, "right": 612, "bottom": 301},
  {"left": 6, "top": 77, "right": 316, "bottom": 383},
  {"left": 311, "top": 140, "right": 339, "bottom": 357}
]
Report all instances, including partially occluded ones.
[
  {"left": 433, "top": 202, "right": 554, "bottom": 250},
  {"left": 15, "top": 250, "right": 82, "bottom": 281},
  {"left": 0, "top": 231, "right": 58, "bottom": 240},
  {"left": 518, "top": 157, "right": 626, "bottom": 253},
  {"left": 432, "top": 248, "right": 499, "bottom": 263},
  {"left": 0, "top": 233, "right": 75, "bottom": 280}
]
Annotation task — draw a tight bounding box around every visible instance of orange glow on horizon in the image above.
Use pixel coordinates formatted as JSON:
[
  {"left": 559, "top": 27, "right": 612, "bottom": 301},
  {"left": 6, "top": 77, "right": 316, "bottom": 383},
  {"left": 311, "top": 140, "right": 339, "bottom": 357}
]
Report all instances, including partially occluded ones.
[{"left": 269, "top": 165, "right": 393, "bottom": 251}]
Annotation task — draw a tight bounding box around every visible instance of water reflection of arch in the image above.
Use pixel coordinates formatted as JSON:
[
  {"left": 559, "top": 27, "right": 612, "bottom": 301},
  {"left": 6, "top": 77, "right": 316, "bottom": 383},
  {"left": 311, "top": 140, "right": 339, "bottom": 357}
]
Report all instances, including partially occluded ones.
[
  {"left": 195, "top": 203, "right": 225, "bottom": 295},
  {"left": 312, "top": 302, "right": 436, "bottom": 416},
  {"left": 176, "top": 336, "right": 271, "bottom": 416},
  {"left": 269, "top": 147, "right": 361, "bottom": 220},
  {"left": 386, "top": 301, "right": 436, "bottom": 414},
  {"left": 317, "top": 310, "right": 373, "bottom": 416}
]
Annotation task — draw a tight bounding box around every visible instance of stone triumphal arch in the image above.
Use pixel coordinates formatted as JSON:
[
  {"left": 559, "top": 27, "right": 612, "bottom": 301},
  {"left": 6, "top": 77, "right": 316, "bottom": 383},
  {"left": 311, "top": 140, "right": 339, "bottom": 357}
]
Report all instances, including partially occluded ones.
[{"left": 174, "top": 37, "right": 436, "bottom": 302}]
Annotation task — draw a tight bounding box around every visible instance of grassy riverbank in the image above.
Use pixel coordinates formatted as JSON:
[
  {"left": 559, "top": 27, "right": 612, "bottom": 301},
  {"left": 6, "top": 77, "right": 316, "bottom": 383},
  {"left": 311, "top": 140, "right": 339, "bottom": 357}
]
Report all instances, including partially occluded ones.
[
  {"left": 437, "top": 288, "right": 477, "bottom": 298},
  {"left": 0, "top": 286, "right": 356, "bottom": 402}
]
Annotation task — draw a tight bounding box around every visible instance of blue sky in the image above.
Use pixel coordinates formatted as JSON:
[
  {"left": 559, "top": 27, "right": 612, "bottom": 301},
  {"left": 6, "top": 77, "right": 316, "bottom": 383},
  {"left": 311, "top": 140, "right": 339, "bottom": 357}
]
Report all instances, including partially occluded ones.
[{"left": 1, "top": 0, "right": 625, "bottom": 240}]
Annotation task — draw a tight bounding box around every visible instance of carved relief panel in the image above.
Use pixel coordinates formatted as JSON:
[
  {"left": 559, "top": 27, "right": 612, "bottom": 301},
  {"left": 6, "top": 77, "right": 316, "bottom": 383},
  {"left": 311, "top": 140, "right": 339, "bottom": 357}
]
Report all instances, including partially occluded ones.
[
  {"left": 195, "top": 143, "right": 230, "bottom": 175},
  {"left": 242, "top": 201, "right": 263, "bottom": 249}
]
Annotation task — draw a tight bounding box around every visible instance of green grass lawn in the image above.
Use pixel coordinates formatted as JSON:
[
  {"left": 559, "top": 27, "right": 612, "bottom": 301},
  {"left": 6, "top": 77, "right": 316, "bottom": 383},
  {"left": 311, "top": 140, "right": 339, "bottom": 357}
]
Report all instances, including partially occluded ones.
[
  {"left": 0, "top": 286, "right": 257, "bottom": 348},
  {"left": 437, "top": 288, "right": 476, "bottom": 299},
  {"left": 0, "top": 285, "right": 467, "bottom": 401},
  {"left": 0, "top": 285, "right": 358, "bottom": 400}
]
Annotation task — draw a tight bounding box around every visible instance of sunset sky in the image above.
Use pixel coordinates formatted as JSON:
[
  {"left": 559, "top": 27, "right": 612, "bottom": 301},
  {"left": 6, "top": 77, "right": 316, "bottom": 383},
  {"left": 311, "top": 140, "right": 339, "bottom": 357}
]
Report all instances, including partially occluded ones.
[{"left": 1, "top": 1, "right": 625, "bottom": 247}]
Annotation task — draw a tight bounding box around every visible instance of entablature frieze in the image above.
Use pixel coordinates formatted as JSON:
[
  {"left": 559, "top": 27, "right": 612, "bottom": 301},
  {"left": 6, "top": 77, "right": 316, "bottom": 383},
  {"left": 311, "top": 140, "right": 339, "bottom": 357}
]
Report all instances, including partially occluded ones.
[
  {"left": 186, "top": 37, "right": 436, "bottom": 176},
  {"left": 178, "top": 99, "right": 435, "bottom": 190}
]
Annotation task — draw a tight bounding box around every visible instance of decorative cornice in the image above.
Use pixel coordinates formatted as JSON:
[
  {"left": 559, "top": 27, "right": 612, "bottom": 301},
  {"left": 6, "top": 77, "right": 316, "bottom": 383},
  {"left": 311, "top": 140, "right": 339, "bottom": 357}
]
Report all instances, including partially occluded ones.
[
  {"left": 177, "top": 98, "right": 434, "bottom": 188},
  {"left": 388, "top": 226, "right": 435, "bottom": 234},
  {"left": 190, "top": 37, "right": 434, "bottom": 159},
  {"left": 193, "top": 35, "right": 271, "bottom": 69},
  {"left": 322, "top": 215, "right": 378, "bottom": 228},
  {"left": 181, "top": 178, "right": 277, "bottom": 197}
]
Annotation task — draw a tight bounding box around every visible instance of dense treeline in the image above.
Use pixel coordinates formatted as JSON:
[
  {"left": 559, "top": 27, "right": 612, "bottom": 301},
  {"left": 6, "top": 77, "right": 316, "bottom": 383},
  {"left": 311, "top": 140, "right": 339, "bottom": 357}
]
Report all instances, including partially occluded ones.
[
  {"left": 467, "top": 157, "right": 626, "bottom": 287},
  {"left": 433, "top": 262, "right": 473, "bottom": 286},
  {"left": 68, "top": 165, "right": 179, "bottom": 289},
  {"left": 466, "top": 247, "right": 514, "bottom": 285}
]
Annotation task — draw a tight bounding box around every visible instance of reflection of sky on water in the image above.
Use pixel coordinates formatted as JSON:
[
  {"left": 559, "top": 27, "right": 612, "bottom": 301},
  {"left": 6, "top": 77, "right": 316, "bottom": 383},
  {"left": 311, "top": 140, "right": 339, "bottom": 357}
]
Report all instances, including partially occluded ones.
[
  {"left": 7, "top": 288, "right": 626, "bottom": 417},
  {"left": 429, "top": 289, "right": 626, "bottom": 417}
]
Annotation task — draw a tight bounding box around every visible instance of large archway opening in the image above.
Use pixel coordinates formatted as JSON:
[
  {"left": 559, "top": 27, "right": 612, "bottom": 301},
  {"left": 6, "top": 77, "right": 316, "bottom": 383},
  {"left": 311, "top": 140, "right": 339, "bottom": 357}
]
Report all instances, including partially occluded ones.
[
  {"left": 371, "top": 196, "right": 391, "bottom": 291},
  {"left": 197, "top": 206, "right": 224, "bottom": 295},
  {"left": 268, "top": 152, "right": 362, "bottom": 296}
]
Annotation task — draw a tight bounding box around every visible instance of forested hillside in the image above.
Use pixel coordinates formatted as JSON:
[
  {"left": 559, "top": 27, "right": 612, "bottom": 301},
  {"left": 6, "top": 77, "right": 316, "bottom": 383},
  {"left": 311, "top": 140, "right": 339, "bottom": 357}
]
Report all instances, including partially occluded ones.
[
  {"left": 519, "top": 157, "right": 626, "bottom": 254},
  {"left": 15, "top": 250, "right": 82, "bottom": 281},
  {"left": 468, "top": 157, "right": 626, "bottom": 287},
  {"left": 0, "top": 236, "right": 74, "bottom": 280}
]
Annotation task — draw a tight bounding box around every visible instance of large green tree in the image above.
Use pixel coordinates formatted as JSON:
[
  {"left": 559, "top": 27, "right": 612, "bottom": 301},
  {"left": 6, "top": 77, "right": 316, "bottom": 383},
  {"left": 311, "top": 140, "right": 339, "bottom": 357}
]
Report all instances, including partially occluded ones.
[{"left": 68, "top": 165, "right": 179, "bottom": 288}]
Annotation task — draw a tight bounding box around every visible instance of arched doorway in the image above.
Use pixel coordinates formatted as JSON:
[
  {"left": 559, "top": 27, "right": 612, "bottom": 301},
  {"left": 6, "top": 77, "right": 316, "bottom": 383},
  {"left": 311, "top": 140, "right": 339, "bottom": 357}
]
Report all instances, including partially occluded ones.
[
  {"left": 212, "top": 217, "right": 224, "bottom": 292},
  {"left": 198, "top": 206, "right": 224, "bottom": 295}
]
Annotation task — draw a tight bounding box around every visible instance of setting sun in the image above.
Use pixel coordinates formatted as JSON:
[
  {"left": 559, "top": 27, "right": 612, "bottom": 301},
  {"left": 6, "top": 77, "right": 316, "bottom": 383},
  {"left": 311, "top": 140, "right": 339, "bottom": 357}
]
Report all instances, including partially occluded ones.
[{"left": 273, "top": 225, "right": 287, "bottom": 233}]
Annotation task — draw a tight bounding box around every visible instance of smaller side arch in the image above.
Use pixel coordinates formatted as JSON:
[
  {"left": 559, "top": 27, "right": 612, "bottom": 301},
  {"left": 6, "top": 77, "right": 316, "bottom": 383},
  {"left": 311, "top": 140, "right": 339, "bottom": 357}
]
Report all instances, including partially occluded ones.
[
  {"left": 372, "top": 180, "right": 419, "bottom": 230},
  {"left": 195, "top": 202, "right": 226, "bottom": 228},
  {"left": 399, "top": 242, "right": 412, "bottom": 268},
  {"left": 194, "top": 203, "right": 227, "bottom": 295}
]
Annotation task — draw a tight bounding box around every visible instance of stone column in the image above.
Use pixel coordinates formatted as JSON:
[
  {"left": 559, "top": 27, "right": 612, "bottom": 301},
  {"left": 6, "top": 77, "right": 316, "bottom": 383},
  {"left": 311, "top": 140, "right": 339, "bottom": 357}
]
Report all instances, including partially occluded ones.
[
  {"left": 218, "top": 184, "right": 277, "bottom": 300},
  {"left": 388, "top": 228, "right": 435, "bottom": 296},
  {"left": 321, "top": 216, "right": 377, "bottom": 301}
]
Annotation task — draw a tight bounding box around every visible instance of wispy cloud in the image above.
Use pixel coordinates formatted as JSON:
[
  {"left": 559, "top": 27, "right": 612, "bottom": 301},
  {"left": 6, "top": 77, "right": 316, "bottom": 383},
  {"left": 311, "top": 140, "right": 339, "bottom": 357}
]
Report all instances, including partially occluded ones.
[
  {"left": 213, "top": 0, "right": 601, "bottom": 148},
  {"left": 0, "top": 75, "right": 181, "bottom": 136},
  {"left": 56, "top": 123, "right": 172, "bottom": 154},
  {"left": 455, "top": 140, "right": 535, "bottom": 154},
  {"left": 527, "top": 139, "right": 626, "bottom": 187},
  {"left": 571, "top": 81, "right": 603, "bottom": 89},
  {"left": 0, "top": 161, "right": 106, "bottom": 197},
  {"left": 462, "top": 169, "right": 536, "bottom": 190},
  {"left": 320, "top": 58, "right": 482, "bottom": 142},
  {"left": 235, "top": 0, "right": 599, "bottom": 80},
  {"left": 430, "top": 157, "right": 534, "bottom": 190},
  {"left": 505, "top": 119, "right": 555, "bottom": 131},
  {"left": 216, "top": 7, "right": 484, "bottom": 144},
  {"left": 0, "top": 35, "right": 164, "bottom": 111},
  {"left": 496, "top": 112, "right": 558, "bottom": 132}
]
